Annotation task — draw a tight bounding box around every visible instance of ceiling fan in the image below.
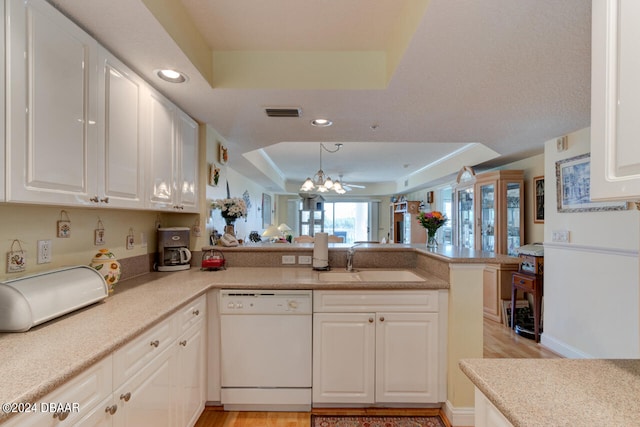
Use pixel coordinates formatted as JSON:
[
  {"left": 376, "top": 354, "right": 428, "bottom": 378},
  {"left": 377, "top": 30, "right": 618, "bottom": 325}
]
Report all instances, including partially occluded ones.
[{"left": 337, "top": 174, "right": 366, "bottom": 192}]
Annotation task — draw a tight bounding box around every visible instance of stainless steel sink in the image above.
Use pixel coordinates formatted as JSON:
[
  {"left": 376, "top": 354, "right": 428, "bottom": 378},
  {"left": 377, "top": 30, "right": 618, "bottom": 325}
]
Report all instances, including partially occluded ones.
[{"left": 318, "top": 270, "right": 424, "bottom": 282}]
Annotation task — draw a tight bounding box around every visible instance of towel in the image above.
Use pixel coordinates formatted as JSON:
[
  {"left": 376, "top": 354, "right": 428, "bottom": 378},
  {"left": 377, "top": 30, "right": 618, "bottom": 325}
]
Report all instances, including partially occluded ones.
[{"left": 313, "top": 232, "right": 329, "bottom": 270}]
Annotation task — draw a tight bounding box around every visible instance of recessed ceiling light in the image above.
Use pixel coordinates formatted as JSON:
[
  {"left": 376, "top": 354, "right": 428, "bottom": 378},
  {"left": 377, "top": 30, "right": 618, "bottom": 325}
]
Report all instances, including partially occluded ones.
[
  {"left": 155, "top": 69, "right": 188, "bottom": 83},
  {"left": 311, "top": 118, "right": 333, "bottom": 127}
]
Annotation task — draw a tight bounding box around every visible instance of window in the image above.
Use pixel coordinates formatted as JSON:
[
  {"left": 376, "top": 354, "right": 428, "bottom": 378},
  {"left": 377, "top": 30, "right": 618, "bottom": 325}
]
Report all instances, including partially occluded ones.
[{"left": 323, "top": 202, "right": 374, "bottom": 244}]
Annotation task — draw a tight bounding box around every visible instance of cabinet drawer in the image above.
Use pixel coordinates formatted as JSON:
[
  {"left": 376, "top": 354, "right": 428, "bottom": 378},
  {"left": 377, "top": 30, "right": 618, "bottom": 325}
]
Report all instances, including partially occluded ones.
[
  {"left": 3, "top": 357, "right": 112, "bottom": 427},
  {"left": 313, "top": 290, "right": 439, "bottom": 313},
  {"left": 113, "top": 316, "right": 176, "bottom": 387},
  {"left": 178, "top": 294, "right": 206, "bottom": 334},
  {"left": 512, "top": 273, "right": 536, "bottom": 291}
]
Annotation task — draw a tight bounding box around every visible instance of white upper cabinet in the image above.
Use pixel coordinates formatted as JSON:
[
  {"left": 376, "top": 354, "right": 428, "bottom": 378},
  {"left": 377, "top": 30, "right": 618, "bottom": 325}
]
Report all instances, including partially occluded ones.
[
  {"left": 6, "top": 0, "right": 99, "bottom": 206},
  {"left": 0, "top": 0, "right": 5, "bottom": 202},
  {"left": 175, "top": 109, "right": 199, "bottom": 211},
  {"left": 591, "top": 0, "right": 640, "bottom": 201},
  {"left": 147, "top": 91, "right": 177, "bottom": 209},
  {"left": 4, "top": 0, "right": 197, "bottom": 211},
  {"left": 96, "top": 48, "right": 146, "bottom": 209},
  {"left": 147, "top": 89, "right": 199, "bottom": 212}
]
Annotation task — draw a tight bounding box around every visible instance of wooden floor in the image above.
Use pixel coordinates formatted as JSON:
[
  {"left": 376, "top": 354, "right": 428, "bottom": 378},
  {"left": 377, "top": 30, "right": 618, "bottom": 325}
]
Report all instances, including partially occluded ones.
[
  {"left": 195, "top": 317, "right": 560, "bottom": 427},
  {"left": 195, "top": 408, "right": 450, "bottom": 427},
  {"left": 483, "top": 316, "right": 560, "bottom": 358}
]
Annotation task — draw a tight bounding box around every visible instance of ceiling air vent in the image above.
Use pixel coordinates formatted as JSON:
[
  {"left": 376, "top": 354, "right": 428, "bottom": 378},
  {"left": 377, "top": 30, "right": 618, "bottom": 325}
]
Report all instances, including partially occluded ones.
[{"left": 265, "top": 107, "right": 302, "bottom": 118}]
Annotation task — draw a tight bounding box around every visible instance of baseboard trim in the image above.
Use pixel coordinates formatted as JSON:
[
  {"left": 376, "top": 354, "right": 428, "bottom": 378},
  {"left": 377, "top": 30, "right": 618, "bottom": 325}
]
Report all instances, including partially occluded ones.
[
  {"left": 540, "top": 333, "right": 591, "bottom": 358},
  {"left": 444, "top": 400, "right": 474, "bottom": 426}
]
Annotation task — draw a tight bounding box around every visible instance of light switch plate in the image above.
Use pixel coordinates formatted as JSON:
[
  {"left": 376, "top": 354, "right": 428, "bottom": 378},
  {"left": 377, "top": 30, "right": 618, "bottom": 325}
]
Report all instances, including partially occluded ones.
[
  {"left": 552, "top": 230, "right": 570, "bottom": 243},
  {"left": 282, "top": 255, "right": 296, "bottom": 264}
]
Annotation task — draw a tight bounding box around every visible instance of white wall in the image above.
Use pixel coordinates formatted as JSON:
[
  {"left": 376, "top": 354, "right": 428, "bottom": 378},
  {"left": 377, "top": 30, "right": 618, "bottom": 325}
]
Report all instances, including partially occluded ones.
[
  {"left": 203, "top": 125, "right": 273, "bottom": 242},
  {"left": 542, "top": 127, "right": 639, "bottom": 357}
]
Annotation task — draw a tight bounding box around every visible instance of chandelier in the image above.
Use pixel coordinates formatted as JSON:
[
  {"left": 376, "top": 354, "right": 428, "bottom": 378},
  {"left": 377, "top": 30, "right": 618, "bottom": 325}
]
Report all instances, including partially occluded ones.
[{"left": 300, "top": 143, "right": 346, "bottom": 194}]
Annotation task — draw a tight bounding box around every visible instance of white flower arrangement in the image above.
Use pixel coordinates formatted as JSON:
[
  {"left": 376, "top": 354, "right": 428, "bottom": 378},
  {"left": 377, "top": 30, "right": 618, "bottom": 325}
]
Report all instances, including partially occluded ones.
[{"left": 212, "top": 197, "right": 248, "bottom": 223}]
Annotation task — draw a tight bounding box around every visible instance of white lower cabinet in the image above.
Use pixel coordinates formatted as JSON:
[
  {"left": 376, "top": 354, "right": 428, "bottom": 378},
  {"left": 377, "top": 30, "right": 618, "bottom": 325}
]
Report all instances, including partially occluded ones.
[
  {"left": 312, "top": 290, "right": 445, "bottom": 405},
  {"left": 375, "top": 312, "right": 439, "bottom": 403},
  {"left": 3, "top": 295, "right": 206, "bottom": 427},
  {"left": 3, "top": 357, "right": 113, "bottom": 427},
  {"left": 474, "top": 387, "right": 513, "bottom": 427},
  {"left": 313, "top": 312, "right": 376, "bottom": 403},
  {"left": 176, "top": 320, "right": 206, "bottom": 427},
  {"left": 113, "top": 345, "right": 176, "bottom": 427}
]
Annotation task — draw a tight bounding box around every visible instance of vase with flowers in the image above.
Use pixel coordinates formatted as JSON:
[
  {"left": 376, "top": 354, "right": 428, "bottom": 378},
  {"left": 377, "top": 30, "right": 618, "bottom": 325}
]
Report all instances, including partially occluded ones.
[
  {"left": 417, "top": 211, "right": 447, "bottom": 249},
  {"left": 212, "top": 197, "right": 248, "bottom": 236}
]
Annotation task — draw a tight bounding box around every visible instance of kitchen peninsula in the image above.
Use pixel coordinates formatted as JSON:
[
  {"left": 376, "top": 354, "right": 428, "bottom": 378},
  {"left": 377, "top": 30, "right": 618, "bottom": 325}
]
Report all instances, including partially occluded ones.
[
  {"left": 460, "top": 358, "right": 640, "bottom": 427},
  {"left": 0, "top": 245, "right": 517, "bottom": 426}
]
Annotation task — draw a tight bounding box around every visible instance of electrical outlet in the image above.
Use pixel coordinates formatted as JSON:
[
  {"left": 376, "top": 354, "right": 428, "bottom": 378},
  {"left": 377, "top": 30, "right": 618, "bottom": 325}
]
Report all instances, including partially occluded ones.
[
  {"left": 282, "top": 255, "right": 296, "bottom": 265},
  {"left": 552, "top": 230, "right": 570, "bottom": 243},
  {"left": 298, "top": 255, "right": 312, "bottom": 265},
  {"left": 140, "top": 232, "right": 147, "bottom": 249},
  {"left": 37, "top": 240, "right": 52, "bottom": 264}
]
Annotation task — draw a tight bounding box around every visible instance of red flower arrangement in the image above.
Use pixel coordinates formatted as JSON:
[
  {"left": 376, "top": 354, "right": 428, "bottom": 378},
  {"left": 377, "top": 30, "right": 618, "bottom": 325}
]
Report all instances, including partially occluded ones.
[{"left": 416, "top": 211, "right": 448, "bottom": 237}]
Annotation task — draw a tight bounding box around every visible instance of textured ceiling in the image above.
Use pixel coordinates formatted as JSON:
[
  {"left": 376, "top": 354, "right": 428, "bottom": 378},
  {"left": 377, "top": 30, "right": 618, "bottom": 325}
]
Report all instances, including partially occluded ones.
[{"left": 49, "top": 0, "right": 592, "bottom": 195}]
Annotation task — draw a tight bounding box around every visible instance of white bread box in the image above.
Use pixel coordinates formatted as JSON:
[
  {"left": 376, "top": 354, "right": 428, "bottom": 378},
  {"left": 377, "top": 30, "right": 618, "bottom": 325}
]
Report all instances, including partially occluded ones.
[{"left": 0, "top": 266, "right": 109, "bottom": 332}]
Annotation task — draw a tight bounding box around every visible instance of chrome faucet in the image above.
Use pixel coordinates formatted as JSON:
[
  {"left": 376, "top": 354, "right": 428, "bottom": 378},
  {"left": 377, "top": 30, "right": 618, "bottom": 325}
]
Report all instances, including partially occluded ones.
[{"left": 346, "top": 243, "right": 363, "bottom": 272}]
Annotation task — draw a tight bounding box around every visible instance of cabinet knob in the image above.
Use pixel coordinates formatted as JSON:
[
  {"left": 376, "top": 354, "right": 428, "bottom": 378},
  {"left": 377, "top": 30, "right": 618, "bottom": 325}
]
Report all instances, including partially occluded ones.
[
  {"left": 379, "top": 316, "right": 385, "bottom": 322},
  {"left": 150, "top": 340, "right": 160, "bottom": 347},
  {"left": 368, "top": 317, "right": 374, "bottom": 323},
  {"left": 100, "top": 197, "right": 109, "bottom": 204},
  {"left": 192, "top": 309, "right": 200, "bottom": 316},
  {"left": 120, "top": 392, "right": 131, "bottom": 402},
  {"left": 53, "top": 410, "right": 70, "bottom": 421},
  {"left": 89, "top": 196, "right": 99, "bottom": 203},
  {"left": 179, "top": 340, "right": 187, "bottom": 347},
  {"left": 105, "top": 404, "right": 118, "bottom": 415}
]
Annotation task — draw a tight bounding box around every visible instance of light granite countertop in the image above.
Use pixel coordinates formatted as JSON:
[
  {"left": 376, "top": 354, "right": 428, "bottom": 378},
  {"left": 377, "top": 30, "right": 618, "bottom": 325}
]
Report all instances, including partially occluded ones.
[
  {"left": 0, "top": 266, "right": 446, "bottom": 423},
  {"left": 459, "top": 358, "right": 640, "bottom": 427},
  {"left": 220, "top": 242, "right": 521, "bottom": 265}
]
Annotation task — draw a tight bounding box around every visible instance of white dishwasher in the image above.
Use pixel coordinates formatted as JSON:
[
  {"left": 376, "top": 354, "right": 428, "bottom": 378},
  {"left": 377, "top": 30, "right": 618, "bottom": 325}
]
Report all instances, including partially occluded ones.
[{"left": 219, "top": 289, "right": 312, "bottom": 411}]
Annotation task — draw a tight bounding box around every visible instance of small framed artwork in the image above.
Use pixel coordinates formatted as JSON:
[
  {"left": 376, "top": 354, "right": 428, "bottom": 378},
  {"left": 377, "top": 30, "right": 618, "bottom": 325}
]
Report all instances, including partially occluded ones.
[
  {"left": 555, "top": 153, "right": 627, "bottom": 212},
  {"left": 219, "top": 143, "right": 228, "bottom": 164},
  {"left": 262, "top": 193, "right": 272, "bottom": 228},
  {"left": 533, "top": 176, "right": 544, "bottom": 223},
  {"left": 208, "top": 163, "right": 220, "bottom": 186}
]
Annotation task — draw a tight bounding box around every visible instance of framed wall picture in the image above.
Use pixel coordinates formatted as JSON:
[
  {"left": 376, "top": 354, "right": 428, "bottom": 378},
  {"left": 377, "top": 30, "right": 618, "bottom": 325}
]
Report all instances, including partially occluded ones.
[
  {"left": 533, "top": 176, "right": 544, "bottom": 223},
  {"left": 208, "top": 163, "right": 220, "bottom": 186},
  {"left": 219, "top": 143, "right": 228, "bottom": 164},
  {"left": 555, "top": 153, "right": 627, "bottom": 212},
  {"left": 262, "top": 193, "right": 272, "bottom": 228}
]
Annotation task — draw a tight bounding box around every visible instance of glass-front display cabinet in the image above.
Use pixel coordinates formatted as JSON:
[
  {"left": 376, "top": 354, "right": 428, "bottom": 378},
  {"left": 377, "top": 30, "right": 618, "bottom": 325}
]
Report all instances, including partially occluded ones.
[
  {"left": 454, "top": 167, "right": 524, "bottom": 255},
  {"left": 299, "top": 209, "right": 324, "bottom": 236},
  {"left": 454, "top": 166, "right": 476, "bottom": 249},
  {"left": 474, "top": 170, "right": 524, "bottom": 256}
]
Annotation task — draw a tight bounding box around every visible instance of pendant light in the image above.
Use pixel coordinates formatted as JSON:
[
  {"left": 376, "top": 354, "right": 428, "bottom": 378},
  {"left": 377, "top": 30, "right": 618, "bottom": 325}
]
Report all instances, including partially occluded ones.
[{"left": 300, "top": 143, "right": 344, "bottom": 193}]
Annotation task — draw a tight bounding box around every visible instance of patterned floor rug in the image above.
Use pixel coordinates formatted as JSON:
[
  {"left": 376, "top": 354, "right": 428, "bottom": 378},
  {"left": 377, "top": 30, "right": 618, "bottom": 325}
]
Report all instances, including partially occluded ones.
[{"left": 311, "top": 415, "right": 446, "bottom": 427}]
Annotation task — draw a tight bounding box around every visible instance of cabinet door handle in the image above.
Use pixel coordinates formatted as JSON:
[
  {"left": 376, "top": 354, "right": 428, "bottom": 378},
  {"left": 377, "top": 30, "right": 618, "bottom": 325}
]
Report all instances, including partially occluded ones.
[
  {"left": 120, "top": 392, "right": 131, "bottom": 402},
  {"left": 53, "top": 410, "right": 70, "bottom": 421},
  {"left": 100, "top": 197, "right": 109, "bottom": 204},
  {"left": 379, "top": 316, "right": 385, "bottom": 322},
  {"left": 368, "top": 317, "right": 374, "bottom": 323},
  {"left": 179, "top": 340, "right": 187, "bottom": 346},
  {"left": 192, "top": 309, "right": 200, "bottom": 316},
  {"left": 519, "top": 280, "right": 525, "bottom": 285},
  {"left": 150, "top": 340, "right": 160, "bottom": 347},
  {"left": 105, "top": 404, "right": 118, "bottom": 415},
  {"left": 89, "top": 196, "right": 99, "bottom": 203}
]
